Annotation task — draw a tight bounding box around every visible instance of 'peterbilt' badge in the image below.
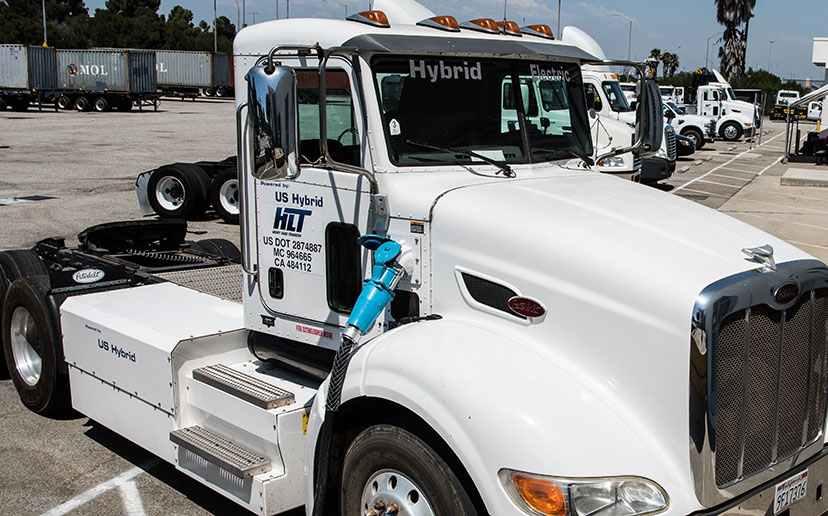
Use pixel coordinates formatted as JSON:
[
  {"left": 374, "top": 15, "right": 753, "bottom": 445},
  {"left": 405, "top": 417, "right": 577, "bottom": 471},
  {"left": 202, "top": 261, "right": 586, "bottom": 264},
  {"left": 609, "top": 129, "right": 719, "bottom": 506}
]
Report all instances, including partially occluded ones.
[
  {"left": 72, "top": 269, "right": 105, "bottom": 284},
  {"left": 774, "top": 283, "right": 799, "bottom": 304},
  {"left": 507, "top": 297, "right": 546, "bottom": 318}
]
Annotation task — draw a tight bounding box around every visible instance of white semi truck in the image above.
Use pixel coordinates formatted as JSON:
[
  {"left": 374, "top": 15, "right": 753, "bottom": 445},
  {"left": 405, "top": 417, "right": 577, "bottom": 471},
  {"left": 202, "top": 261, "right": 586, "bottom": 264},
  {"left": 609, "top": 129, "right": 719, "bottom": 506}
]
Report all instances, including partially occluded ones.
[{"left": 3, "top": 2, "right": 828, "bottom": 516}]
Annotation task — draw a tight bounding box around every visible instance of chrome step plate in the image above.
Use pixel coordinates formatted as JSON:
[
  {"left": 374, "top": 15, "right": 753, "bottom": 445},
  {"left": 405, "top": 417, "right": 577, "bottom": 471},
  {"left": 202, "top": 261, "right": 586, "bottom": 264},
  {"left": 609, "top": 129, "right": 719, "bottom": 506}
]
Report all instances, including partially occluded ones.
[
  {"left": 170, "top": 426, "right": 270, "bottom": 478},
  {"left": 193, "top": 363, "right": 295, "bottom": 410}
]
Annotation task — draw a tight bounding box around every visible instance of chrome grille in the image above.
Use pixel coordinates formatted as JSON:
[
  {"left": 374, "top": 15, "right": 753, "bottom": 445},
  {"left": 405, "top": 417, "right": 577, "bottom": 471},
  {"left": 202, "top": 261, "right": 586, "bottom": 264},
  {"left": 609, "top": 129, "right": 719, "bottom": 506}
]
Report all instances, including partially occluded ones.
[
  {"left": 665, "top": 125, "right": 677, "bottom": 161},
  {"left": 713, "top": 289, "right": 828, "bottom": 487}
]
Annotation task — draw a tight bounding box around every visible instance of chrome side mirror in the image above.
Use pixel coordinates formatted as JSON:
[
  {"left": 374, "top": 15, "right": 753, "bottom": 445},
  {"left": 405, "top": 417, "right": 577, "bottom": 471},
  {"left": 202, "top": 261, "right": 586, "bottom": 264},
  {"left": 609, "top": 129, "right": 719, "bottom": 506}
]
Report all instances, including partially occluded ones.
[
  {"left": 246, "top": 65, "right": 299, "bottom": 181},
  {"left": 635, "top": 78, "right": 664, "bottom": 157}
]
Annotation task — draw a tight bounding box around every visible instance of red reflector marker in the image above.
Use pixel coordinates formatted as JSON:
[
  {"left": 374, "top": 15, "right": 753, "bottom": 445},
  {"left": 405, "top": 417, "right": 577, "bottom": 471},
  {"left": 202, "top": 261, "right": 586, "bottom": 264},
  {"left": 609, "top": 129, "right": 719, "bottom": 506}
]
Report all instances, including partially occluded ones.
[{"left": 508, "top": 297, "right": 546, "bottom": 318}]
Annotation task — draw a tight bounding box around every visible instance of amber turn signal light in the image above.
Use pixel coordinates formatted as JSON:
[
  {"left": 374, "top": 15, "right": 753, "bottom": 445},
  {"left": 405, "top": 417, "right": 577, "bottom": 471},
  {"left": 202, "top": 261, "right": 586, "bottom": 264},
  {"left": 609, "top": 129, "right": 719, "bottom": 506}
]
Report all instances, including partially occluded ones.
[
  {"left": 497, "top": 20, "right": 522, "bottom": 36},
  {"left": 460, "top": 18, "right": 500, "bottom": 34},
  {"left": 521, "top": 24, "right": 555, "bottom": 40},
  {"left": 513, "top": 474, "right": 567, "bottom": 516},
  {"left": 417, "top": 15, "right": 460, "bottom": 32},
  {"left": 346, "top": 10, "right": 390, "bottom": 28}
]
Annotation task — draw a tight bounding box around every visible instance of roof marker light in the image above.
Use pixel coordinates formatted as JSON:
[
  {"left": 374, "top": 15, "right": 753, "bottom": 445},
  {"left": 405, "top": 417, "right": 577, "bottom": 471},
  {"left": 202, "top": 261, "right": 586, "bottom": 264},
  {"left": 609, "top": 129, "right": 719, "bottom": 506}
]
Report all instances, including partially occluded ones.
[
  {"left": 460, "top": 18, "right": 500, "bottom": 34},
  {"left": 346, "top": 10, "right": 390, "bottom": 28},
  {"left": 417, "top": 15, "right": 460, "bottom": 32},
  {"left": 497, "top": 21, "right": 522, "bottom": 37},
  {"left": 520, "top": 24, "right": 555, "bottom": 40}
]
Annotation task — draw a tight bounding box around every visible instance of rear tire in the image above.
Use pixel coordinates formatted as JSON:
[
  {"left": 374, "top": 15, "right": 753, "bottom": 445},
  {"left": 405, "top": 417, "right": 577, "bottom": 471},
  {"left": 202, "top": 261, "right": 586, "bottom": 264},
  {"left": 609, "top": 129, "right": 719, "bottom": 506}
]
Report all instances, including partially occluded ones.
[
  {"left": 340, "top": 425, "right": 477, "bottom": 516},
  {"left": 93, "top": 97, "right": 110, "bottom": 112},
  {"left": 0, "top": 249, "right": 49, "bottom": 323},
  {"left": 74, "top": 96, "right": 91, "bottom": 112},
  {"left": 147, "top": 164, "right": 210, "bottom": 219},
  {"left": 56, "top": 96, "right": 72, "bottom": 110},
  {"left": 2, "top": 278, "right": 69, "bottom": 414},
  {"left": 210, "top": 168, "right": 240, "bottom": 224}
]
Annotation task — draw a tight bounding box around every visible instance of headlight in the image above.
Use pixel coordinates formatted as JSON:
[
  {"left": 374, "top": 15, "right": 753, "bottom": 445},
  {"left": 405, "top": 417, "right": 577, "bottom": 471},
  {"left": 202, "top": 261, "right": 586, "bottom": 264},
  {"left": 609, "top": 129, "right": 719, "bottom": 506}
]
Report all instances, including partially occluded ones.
[
  {"left": 597, "top": 156, "right": 626, "bottom": 168},
  {"left": 500, "top": 470, "right": 669, "bottom": 516}
]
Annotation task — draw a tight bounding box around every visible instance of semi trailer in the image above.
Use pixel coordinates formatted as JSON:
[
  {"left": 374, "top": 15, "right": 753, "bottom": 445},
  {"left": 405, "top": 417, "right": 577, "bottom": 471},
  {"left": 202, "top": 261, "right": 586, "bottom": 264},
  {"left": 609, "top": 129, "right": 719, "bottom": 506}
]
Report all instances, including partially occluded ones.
[{"left": 4, "top": 2, "right": 828, "bottom": 516}]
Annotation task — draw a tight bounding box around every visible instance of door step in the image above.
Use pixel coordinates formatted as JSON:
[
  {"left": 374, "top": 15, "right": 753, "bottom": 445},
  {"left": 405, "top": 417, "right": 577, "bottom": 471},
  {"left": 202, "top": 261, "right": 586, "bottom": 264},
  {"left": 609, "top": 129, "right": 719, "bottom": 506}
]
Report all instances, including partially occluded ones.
[
  {"left": 193, "top": 363, "right": 295, "bottom": 410},
  {"left": 170, "top": 426, "right": 271, "bottom": 478}
]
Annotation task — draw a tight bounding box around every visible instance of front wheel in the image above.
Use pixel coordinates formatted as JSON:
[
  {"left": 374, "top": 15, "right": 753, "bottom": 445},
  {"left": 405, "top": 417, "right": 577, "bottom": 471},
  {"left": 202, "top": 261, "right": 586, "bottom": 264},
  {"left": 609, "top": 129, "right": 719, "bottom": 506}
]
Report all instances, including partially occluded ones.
[
  {"left": 682, "top": 128, "right": 705, "bottom": 149},
  {"left": 720, "top": 121, "right": 743, "bottom": 141},
  {"left": 340, "top": 425, "right": 478, "bottom": 516}
]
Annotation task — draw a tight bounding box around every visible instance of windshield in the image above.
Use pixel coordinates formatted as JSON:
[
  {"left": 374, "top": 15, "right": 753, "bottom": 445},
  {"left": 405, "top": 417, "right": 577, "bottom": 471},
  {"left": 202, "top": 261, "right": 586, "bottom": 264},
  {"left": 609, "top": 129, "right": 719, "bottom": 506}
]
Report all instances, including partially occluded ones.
[
  {"left": 602, "top": 81, "right": 632, "bottom": 112},
  {"left": 667, "top": 101, "right": 685, "bottom": 114},
  {"left": 726, "top": 87, "right": 736, "bottom": 101},
  {"left": 780, "top": 92, "right": 799, "bottom": 98},
  {"left": 372, "top": 56, "right": 592, "bottom": 166},
  {"left": 620, "top": 84, "right": 636, "bottom": 92}
]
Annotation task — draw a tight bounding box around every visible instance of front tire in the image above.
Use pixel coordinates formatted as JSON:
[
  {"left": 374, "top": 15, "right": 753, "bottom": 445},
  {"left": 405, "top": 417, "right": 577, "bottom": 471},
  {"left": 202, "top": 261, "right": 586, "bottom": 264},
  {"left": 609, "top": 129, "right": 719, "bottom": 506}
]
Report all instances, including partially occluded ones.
[
  {"left": 2, "top": 278, "right": 69, "bottom": 414},
  {"left": 720, "top": 121, "right": 743, "bottom": 141},
  {"left": 340, "top": 425, "right": 478, "bottom": 516},
  {"left": 682, "top": 128, "right": 705, "bottom": 149}
]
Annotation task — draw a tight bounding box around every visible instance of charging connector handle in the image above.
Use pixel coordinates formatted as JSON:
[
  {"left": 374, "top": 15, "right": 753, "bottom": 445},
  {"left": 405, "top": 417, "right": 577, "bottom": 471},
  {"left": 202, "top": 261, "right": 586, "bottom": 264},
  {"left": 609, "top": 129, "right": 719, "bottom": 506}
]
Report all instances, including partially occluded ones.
[{"left": 345, "top": 235, "right": 405, "bottom": 336}]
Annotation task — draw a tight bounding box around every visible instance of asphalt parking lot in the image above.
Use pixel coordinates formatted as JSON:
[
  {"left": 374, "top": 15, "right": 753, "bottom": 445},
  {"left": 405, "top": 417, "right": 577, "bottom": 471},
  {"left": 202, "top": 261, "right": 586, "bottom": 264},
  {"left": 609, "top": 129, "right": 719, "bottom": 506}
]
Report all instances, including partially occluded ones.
[{"left": 1, "top": 101, "right": 827, "bottom": 515}]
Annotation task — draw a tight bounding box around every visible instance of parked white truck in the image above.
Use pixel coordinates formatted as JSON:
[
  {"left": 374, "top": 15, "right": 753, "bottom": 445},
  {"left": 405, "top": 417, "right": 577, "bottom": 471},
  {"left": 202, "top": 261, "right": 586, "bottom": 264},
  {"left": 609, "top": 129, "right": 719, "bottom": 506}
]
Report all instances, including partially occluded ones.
[{"left": 4, "top": 2, "right": 828, "bottom": 516}]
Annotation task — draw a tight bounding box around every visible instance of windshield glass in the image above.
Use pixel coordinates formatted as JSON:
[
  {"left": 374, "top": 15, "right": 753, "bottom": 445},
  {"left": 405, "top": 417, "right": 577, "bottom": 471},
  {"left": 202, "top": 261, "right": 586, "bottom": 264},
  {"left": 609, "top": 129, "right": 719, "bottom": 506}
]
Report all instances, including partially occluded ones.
[
  {"left": 602, "top": 81, "right": 632, "bottom": 112},
  {"left": 667, "top": 101, "right": 685, "bottom": 114},
  {"left": 780, "top": 91, "right": 799, "bottom": 98},
  {"left": 372, "top": 56, "right": 592, "bottom": 166},
  {"left": 726, "top": 87, "right": 736, "bottom": 101}
]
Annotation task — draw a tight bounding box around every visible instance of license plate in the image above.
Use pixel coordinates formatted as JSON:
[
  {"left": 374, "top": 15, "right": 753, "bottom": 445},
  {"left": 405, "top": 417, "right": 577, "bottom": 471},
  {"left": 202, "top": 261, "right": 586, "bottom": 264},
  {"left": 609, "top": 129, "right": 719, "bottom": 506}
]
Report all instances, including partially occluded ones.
[{"left": 774, "top": 470, "right": 808, "bottom": 514}]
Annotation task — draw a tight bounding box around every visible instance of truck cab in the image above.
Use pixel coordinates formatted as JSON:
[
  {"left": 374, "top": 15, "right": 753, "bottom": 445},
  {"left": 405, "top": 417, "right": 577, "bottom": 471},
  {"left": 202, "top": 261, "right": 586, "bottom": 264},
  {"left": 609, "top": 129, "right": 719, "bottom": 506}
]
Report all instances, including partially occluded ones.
[
  {"left": 696, "top": 83, "right": 757, "bottom": 141},
  {"left": 663, "top": 100, "right": 717, "bottom": 148},
  {"left": 4, "top": 2, "right": 828, "bottom": 516},
  {"left": 660, "top": 85, "right": 685, "bottom": 107}
]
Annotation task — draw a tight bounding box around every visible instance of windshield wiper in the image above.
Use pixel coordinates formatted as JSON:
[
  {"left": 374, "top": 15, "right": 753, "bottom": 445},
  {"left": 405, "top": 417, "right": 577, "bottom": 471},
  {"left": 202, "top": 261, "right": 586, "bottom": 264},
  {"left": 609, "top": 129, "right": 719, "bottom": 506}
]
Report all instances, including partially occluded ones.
[
  {"left": 405, "top": 139, "right": 516, "bottom": 178},
  {"left": 531, "top": 147, "right": 595, "bottom": 167}
]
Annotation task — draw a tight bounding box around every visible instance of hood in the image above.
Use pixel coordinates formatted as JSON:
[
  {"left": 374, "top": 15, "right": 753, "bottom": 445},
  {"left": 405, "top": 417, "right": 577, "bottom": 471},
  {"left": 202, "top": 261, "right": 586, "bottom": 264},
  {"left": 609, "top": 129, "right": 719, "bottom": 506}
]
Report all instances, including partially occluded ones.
[{"left": 428, "top": 173, "right": 816, "bottom": 483}]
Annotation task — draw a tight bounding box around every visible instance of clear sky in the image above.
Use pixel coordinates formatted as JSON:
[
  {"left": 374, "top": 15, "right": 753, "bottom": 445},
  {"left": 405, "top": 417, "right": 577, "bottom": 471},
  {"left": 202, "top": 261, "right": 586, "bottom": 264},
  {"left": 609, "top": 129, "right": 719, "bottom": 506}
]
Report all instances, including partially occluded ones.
[{"left": 84, "top": 0, "right": 827, "bottom": 81}]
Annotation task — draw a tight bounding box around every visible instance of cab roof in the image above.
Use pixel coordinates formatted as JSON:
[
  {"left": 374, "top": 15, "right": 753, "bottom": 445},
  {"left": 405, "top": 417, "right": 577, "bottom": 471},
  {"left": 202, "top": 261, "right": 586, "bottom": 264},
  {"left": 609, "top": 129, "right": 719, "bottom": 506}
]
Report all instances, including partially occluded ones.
[{"left": 233, "top": 18, "right": 598, "bottom": 62}]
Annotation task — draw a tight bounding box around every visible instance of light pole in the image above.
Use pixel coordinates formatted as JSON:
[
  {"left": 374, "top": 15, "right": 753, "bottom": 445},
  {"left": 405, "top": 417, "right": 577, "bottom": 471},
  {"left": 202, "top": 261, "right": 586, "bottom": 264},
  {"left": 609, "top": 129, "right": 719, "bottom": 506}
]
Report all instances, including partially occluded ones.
[
  {"left": 610, "top": 13, "right": 632, "bottom": 61},
  {"left": 275, "top": 0, "right": 279, "bottom": 20},
  {"left": 213, "top": 0, "right": 217, "bottom": 53},
  {"left": 250, "top": 10, "right": 260, "bottom": 23},
  {"left": 768, "top": 40, "right": 774, "bottom": 72},
  {"left": 41, "top": 0, "right": 47, "bottom": 46},
  {"left": 705, "top": 31, "right": 720, "bottom": 70},
  {"left": 234, "top": 0, "right": 240, "bottom": 30},
  {"left": 557, "top": 0, "right": 561, "bottom": 38}
]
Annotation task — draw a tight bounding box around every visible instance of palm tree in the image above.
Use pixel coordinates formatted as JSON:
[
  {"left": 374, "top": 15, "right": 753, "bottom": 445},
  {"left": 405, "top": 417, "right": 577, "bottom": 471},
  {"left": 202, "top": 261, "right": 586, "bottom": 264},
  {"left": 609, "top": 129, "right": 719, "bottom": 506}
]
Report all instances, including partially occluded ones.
[
  {"left": 648, "top": 48, "right": 662, "bottom": 77},
  {"left": 662, "top": 52, "right": 679, "bottom": 77},
  {"left": 714, "top": 0, "right": 756, "bottom": 79}
]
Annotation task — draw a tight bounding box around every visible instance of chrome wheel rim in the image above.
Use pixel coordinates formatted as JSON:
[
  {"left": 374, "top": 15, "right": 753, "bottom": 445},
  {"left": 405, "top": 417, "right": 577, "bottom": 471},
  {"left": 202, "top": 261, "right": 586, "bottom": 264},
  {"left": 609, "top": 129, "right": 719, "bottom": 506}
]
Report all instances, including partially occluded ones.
[
  {"left": 218, "top": 179, "right": 239, "bottom": 215},
  {"left": 361, "top": 469, "right": 436, "bottom": 516},
  {"left": 10, "top": 306, "right": 42, "bottom": 386},
  {"left": 155, "top": 176, "right": 185, "bottom": 211},
  {"left": 723, "top": 125, "right": 738, "bottom": 140},
  {"left": 686, "top": 132, "right": 699, "bottom": 146}
]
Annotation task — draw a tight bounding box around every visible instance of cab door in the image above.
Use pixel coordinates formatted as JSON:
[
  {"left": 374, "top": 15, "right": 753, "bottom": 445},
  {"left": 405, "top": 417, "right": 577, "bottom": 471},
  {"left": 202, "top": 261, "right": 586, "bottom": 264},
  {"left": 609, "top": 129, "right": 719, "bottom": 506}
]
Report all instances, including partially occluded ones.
[
  {"left": 254, "top": 60, "right": 371, "bottom": 331},
  {"left": 700, "top": 88, "right": 720, "bottom": 118}
]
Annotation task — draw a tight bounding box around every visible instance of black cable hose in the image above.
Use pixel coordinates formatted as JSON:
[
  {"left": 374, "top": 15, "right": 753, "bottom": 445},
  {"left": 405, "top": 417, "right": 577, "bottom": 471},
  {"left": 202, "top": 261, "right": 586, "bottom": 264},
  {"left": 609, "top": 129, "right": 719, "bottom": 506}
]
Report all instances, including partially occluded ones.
[{"left": 311, "top": 334, "right": 357, "bottom": 516}]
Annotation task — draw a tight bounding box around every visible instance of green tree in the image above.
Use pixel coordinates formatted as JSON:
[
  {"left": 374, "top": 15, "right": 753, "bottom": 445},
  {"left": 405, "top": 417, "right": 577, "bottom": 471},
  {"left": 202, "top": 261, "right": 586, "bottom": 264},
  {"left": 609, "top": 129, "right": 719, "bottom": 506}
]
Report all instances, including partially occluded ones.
[
  {"left": 714, "top": 0, "right": 756, "bottom": 80},
  {"left": 0, "top": 0, "right": 91, "bottom": 47},
  {"left": 661, "top": 52, "right": 680, "bottom": 77},
  {"left": 647, "top": 48, "right": 662, "bottom": 77}
]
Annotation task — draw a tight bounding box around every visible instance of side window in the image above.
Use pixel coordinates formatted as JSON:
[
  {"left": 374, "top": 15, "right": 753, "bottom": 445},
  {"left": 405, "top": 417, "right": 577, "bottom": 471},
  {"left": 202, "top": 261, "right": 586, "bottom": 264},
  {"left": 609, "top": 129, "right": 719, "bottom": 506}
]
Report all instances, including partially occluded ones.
[
  {"left": 584, "top": 83, "right": 602, "bottom": 112},
  {"left": 296, "top": 69, "right": 361, "bottom": 167}
]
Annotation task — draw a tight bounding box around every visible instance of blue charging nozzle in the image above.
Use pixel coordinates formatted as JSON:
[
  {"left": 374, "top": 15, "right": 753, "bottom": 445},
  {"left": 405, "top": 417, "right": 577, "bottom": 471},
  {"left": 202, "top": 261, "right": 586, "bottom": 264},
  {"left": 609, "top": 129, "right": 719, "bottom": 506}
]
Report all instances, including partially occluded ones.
[{"left": 343, "top": 235, "right": 407, "bottom": 342}]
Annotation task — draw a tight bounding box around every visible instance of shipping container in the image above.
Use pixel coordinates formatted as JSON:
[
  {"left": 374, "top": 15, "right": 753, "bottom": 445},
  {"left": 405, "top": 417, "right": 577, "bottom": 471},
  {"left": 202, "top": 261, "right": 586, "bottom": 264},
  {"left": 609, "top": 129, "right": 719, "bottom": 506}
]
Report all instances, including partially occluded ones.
[
  {"left": 155, "top": 50, "right": 212, "bottom": 88},
  {"left": 128, "top": 50, "right": 156, "bottom": 93},
  {"left": 0, "top": 44, "right": 28, "bottom": 90},
  {"left": 56, "top": 49, "right": 130, "bottom": 92},
  {"left": 213, "top": 53, "right": 230, "bottom": 87},
  {"left": 28, "top": 46, "right": 56, "bottom": 91}
]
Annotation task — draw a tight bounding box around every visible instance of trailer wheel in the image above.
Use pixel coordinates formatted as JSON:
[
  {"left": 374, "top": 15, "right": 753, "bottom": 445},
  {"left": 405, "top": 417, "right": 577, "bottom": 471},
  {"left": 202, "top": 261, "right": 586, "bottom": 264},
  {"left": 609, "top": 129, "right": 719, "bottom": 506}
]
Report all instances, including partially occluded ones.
[
  {"left": 215, "top": 87, "right": 228, "bottom": 98},
  {"left": 720, "top": 121, "right": 743, "bottom": 141},
  {"left": 94, "top": 97, "right": 110, "bottom": 112},
  {"left": 147, "top": 164, "right": 210, "bottom": 219},
  {"left": 55, "top": 96, "right": 72, "bottom": 110},
  {"left": 2, "top": 278, "right": 69, "bottom": 414},
  {"left": 74, "top": 96, "right": 91, "bottom": 112},
  {"left": 210, "top": 169, "right": 240, "bottom": 224},
  {"left": 681, "top": 128, "right": 705, "bottom": 149},
  {"left": 340, "top": 425, "right": 477, "bottom": 516},
  {"left": 190, "top": 239, "right": 241, "bottom": 262}
]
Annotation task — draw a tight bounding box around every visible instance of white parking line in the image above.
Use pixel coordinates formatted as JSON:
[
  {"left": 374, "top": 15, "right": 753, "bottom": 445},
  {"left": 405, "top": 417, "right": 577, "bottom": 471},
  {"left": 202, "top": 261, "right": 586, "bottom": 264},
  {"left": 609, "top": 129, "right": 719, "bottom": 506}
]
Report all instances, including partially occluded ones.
[
  {"left": 697, "top": 179, "right": 741, "bottom": 188},
  {"left": 737, "top": 197, "right": 828, "bottom": 215},
  {"left": 678, "top": 188, "right": 731, "bottom": 198},
  {"left": 718, "top": 167, "right": 760, "bottom": 174},
  {"left": 40, "top": 459, "right": 159, "bottom": 516},
  {"left": 757, "top": 156, "right": 783, "bottom": 176},
  {"left": 739, "top": 213, "right": 828, "bottom": 233},
  {"left": 711, "top": 173, "right": 753, "bottom": 181},
  {"left": 789, "top": 240, "right": 828, "bottom": 252},
  {"left": 674, "top": 132, "right": 784, "bottom": 192},
  {"left": 119, "top": 480, "right": 147, "bottom": 516}
]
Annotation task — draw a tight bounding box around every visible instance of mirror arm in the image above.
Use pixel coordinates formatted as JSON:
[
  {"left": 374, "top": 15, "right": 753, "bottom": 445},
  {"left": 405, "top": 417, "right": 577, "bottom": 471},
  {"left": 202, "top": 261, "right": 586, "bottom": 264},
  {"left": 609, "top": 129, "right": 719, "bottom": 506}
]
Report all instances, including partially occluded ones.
[{"left": 584, "top": 59, "right": 656, "bottom": 162}]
